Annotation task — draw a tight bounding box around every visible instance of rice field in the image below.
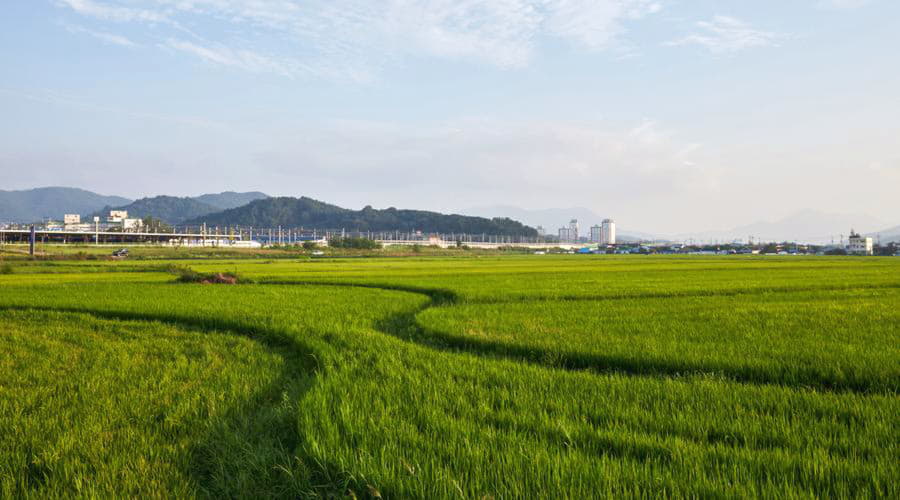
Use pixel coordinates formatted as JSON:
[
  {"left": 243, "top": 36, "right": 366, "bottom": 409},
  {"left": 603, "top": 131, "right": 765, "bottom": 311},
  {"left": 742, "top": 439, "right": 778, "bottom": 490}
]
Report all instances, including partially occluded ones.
[{"left": 0, "top": 254, "right": 897, "bottom": 498}]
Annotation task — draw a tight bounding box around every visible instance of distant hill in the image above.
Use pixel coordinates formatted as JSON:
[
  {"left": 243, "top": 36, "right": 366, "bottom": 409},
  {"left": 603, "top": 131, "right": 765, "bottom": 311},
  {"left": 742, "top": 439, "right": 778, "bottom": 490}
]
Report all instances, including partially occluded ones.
[
  {"left": 869, "top": 225, "right": 900, "bottom": 243},
  {"left": 88, "top": 191, "right": 270, "bottom": 225},
  {"left": 0, "top": 187, "right": 131, "bottom": 223},
  {"left": 189, "top": 197, "right": 539, "bottom": 236},
  {"left": 91, "top": 196, "right": 220, "bottom": 225},
  {"left": 676, "top": 209, "right": 887, "bottom": 244},
  {"left": 193, "top": 191, "right": 269, "bottom": 210}
]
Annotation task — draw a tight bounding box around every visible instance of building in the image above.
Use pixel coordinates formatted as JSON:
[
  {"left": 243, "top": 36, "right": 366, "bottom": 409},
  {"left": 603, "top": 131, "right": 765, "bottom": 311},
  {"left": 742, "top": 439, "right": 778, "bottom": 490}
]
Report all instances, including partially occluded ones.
[
  {"left": 590, "top": 225, "right": 601, "bottom": 243},
  {"left": 122, "top": 218, "right": 144, "bottom": 231},
  {"left": 63, "top": 213, "right": 91, "bottom": 231},
  {"left": 535, "top": 225, "right": 545, "bottom": 236},
  {"left": 107, "top": 210, "right": 128, "bottom": 223},
  {"left": 600, "top": 219, "right": 616, "bottom": 245},
  {"left": 558, "top": 227, "right": 571, "bottom": 242},
  {"left": 568, "top": 219, "right": 579, "bottom": 242},
  {"left": 848, "top": 230, "right": 873, "bottom": 255}
]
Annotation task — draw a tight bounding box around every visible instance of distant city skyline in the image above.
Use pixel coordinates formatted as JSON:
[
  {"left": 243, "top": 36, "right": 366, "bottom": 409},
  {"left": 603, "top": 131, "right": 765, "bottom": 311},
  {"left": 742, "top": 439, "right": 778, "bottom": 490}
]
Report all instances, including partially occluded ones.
[{"left": 1, "top": 1, "right": 898, "bottom": 235}]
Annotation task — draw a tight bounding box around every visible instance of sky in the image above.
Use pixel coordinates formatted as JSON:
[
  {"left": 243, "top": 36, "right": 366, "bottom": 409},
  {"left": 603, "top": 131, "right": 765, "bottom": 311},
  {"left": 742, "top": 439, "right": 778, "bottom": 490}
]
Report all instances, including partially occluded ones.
[{"left": 1, "top": 0, "right": 898, "bottom": 234}]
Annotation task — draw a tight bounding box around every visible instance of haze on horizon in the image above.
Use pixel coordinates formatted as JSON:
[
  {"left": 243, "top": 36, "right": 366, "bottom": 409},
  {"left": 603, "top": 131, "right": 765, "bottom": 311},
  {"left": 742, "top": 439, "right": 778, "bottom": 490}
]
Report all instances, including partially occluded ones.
[{"left": 1, "top": 0, "right": 898, "bottom": 235}]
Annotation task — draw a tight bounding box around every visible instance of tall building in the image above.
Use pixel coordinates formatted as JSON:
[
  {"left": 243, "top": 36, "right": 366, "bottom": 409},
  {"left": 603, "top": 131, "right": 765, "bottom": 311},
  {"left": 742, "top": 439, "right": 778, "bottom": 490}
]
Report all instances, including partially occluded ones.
[
  {"left": 558, "top": 227, "right": 571, "bottom": 242},
  {"left": 600, "top": 219, "right": 616, "bottom": 245},
  {"left": 569, "top": 219, "right": 579, "bottom": 241},
  {"left": 589, "top": 225, "right": 601, "bottom": 243},
  {"left": 848, "top": 230, "right": 873, "bottom": 255}
]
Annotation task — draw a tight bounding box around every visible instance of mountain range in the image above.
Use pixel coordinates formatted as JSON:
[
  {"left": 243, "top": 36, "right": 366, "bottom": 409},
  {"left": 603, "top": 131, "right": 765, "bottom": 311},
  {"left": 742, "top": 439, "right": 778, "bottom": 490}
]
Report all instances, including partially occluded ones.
[
  {"left": 188, "top": 197, "right": 538, "bottom": 236},
  {"left": 91, "top": 192, "right": 269, "bottom": 225},
  {"left": 463, "top": 205, "right": 899, "bottom": 244},
  {"left": 2, "top": 187, "right": 896, "bottom": 242},
  {"left": 674, "top": 210, "right": 890, "bottom": 244},
  {"left": 0, "top": 187, "right": 131, "bottom": 223}
]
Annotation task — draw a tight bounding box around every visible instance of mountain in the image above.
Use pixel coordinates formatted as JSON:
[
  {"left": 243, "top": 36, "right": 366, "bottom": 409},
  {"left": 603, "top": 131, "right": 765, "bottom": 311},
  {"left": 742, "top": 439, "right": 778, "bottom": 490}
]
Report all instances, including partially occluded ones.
[
  {"left": 460, "top": 205, "right": 650, "bottom": 241},
  {"left": 0, "top": 187, "right": 131, "bottom": 223},
  {"left": 92, "top": 196, "right": 220, "bottom": 225},
  {"left": 89, "top": 191, "right": 270, "bottom": 225},
  {"left": 869, "top": 225, "right": 900, "bottom": 243},
  {"left": 193, "top": 191, "right": 269, "bottom": 210},
  {"left": 675, "top": 209, "right": 888, "bottom": 244},
  {"left": 188, "top": 197, "right": 539, "bottom": 236}
]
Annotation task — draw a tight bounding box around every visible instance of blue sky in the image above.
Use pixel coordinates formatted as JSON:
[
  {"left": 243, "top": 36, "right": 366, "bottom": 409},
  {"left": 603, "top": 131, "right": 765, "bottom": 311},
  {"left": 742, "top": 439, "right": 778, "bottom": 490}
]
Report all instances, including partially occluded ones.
[{"left": 1, "top": 0, "right": 898, "bottom": 233}]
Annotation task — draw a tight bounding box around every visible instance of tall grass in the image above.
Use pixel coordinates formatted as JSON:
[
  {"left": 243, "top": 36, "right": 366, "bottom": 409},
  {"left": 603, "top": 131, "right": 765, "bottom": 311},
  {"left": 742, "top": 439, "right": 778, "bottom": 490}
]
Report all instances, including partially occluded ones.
[{"left": 0, "top": 256, "right": 897, "bottom": 497}]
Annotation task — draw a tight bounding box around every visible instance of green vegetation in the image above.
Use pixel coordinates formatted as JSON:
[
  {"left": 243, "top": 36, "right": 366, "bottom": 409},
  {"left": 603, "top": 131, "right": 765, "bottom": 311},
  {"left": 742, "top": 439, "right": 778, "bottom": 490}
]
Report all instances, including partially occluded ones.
[
  {"left": 91, "top": 195, "right": 221, "bottom": 224},
  {"left": 328, "top": 236, "right": 383, "bottom": 249},
  {"left": 187, "top": 196, "right": 538, "bottom": 236},
  {"left": 0, "top": 255, "right": 897, "bottom": 498}
]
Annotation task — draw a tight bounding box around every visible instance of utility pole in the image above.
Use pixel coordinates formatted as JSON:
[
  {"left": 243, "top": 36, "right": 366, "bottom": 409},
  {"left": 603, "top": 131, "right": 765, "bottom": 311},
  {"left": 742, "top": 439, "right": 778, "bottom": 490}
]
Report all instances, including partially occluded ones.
[{"left": 29, "top": 225, "right": 35, "bottom": 256}]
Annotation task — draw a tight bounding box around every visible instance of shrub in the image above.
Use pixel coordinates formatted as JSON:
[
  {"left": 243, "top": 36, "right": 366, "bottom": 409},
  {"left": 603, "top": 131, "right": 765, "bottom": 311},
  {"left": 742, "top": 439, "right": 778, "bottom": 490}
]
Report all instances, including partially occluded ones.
[
  {"left": 164, "top": 265, "right": 246, "bottom": 284},
  {"left": 328, "top": 237, "right": 382, "bottom": 250}
]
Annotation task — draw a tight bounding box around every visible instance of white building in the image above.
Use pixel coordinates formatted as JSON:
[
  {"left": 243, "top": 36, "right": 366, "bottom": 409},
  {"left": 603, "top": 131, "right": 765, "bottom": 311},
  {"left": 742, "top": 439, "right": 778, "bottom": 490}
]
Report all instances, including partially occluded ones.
[
  {"left": 64, "top": 214, "right": 81, "bottom": 225},
  {"left": 600, "top": 219, "right": 616, "bottom": 245},
  {"left": 558, "top": 227, "right": 571, "bottom": 242},
  {"left": 848, "top": 230, "right": 873, "bottom": 255},
  {"left": 107, "top": 210, "right": 128, "bottom": 223},
  {"left": 569, "top": 219, "right": 579, "bottom": 241},
  {"left": 122, "top": 218, "right": 144, "bottom": 231},
  {"left": 590, "top": 225, "right": 601, "bottom": 243}
]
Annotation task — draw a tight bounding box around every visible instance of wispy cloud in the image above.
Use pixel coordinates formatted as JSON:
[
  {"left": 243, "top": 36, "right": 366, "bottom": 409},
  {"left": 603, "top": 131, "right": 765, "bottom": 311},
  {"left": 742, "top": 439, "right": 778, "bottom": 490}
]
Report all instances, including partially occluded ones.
[
  {"left": 163, "top": 39, "right": 290, "bottom": 76},
  {"left": 56, "top": 0, "right": 168, "bottom": 23},
  {"left": 55, "top": 0, "right": 665, "bottom": 79},
  {"left": 664, "top": 15, "right": 782, "bottom": 54},
  {"left": 64, "top": 23, "right": 137, "bottom": 47}
]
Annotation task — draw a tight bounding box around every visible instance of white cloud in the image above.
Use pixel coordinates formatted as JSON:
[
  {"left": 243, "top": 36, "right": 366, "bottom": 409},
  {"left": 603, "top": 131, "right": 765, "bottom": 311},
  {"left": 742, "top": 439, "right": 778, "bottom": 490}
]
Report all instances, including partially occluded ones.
[
  {"left": 56, "top": 0, "right": 664, "bottom": 77},
  {"left": 56, "top": 0, "right": 168, "bottom": 23},
  {"left": 163, "top": 39, "right": 291, "bottom": 76},
  {"left": 665, "top": 15, "right": 782, "bottom": 54},
  {"left": 64, "top": 23, "right": 137, "bottom": 47}
]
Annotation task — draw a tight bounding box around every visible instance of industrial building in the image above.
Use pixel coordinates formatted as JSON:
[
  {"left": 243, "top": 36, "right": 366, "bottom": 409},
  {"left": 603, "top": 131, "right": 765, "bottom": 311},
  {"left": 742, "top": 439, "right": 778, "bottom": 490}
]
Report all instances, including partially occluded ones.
[{"left": 848, "top": 230, "right": 873, "bottom": 255}]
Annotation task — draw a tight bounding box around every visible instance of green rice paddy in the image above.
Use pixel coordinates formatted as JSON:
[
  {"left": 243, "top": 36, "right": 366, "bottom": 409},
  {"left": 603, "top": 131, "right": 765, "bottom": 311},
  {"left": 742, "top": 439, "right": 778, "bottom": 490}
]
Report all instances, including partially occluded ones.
[{"left": 0, "top": 254, "right": 897, "bottom": 497}]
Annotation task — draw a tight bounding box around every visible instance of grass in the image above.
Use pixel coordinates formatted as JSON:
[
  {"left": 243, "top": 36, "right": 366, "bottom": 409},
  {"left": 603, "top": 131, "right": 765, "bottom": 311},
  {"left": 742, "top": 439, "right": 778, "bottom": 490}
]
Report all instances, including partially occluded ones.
[{"left": 0, "top": 254, "right": 897, "bottom": 497}]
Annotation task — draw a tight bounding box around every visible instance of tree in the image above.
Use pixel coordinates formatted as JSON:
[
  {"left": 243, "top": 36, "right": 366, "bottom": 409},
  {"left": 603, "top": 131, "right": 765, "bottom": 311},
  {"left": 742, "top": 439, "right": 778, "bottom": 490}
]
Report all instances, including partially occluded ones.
[{"left": 142, "top": 216, "right": 172, "bottom": 233}]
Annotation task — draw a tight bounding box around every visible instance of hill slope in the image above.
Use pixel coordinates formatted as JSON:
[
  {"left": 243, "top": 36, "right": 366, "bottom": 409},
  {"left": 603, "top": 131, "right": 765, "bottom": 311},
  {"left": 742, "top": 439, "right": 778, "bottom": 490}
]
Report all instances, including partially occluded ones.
[
  {"left": 0, "top": 187, "right": 131, "bottom": 223},
  {"left": 869, "top": 225, "right": 900, "bottom": 243},
  {"left": 193, "top": 191, "right": 269, "bottom": 210},
  {"left": 92, "top": 196, "right": 220, "bottom": 225},
  {"left": 189, "top": 197, "right": 538, "bottom": 236}
]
